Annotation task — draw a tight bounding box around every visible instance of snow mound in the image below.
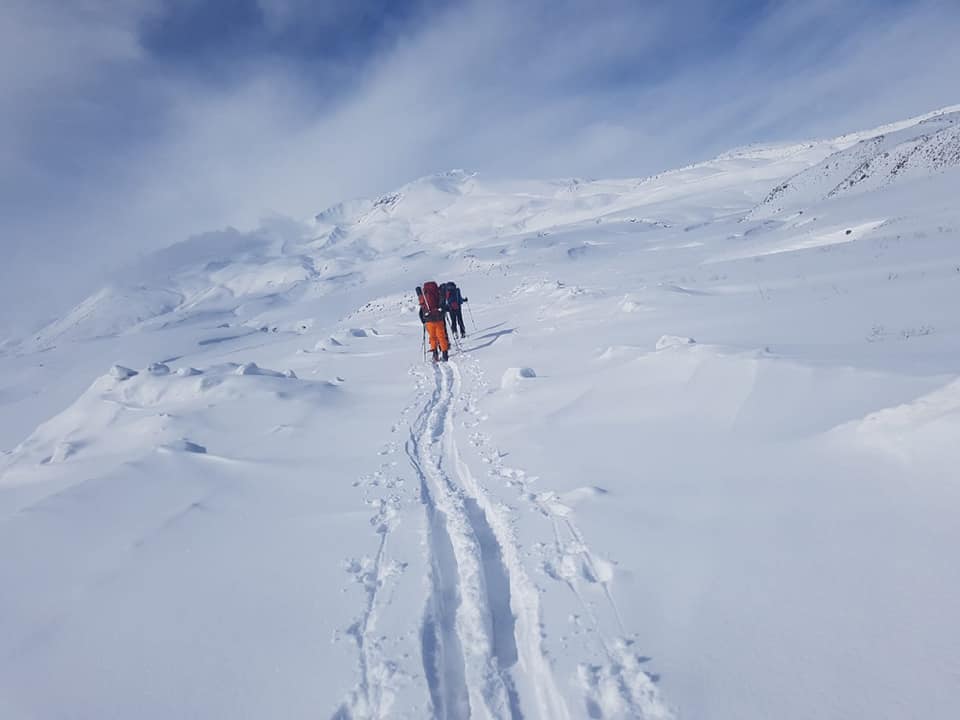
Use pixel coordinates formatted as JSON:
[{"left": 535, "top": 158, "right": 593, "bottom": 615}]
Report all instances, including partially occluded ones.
[
  {"left": 147, "top": 362, "right": 171, "bottom": 376},
  {"left": 3, "top": 361, "right": 334, "bottom": 481},
  {"left": 620, "top": 296, "right": 650, "bottom": 313},
  {"left": 501, "top": 367, "right": 537, "bottom": 389},
  {"left": 109, "top": 365, "right": 139, "bottom": 380},
  {"left": 235, "top": 362, "right": 297, "bottom": 379},
  {"left": 656, "top": 335, "right": 696, "bottom": 350},
  {"left": 318, "top": 336, "right": 345, "bottom": 350}
]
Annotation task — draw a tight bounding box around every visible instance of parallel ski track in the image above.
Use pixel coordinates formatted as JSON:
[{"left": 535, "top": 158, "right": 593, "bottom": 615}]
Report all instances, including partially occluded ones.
[
  {"left": 446, "top": 360, "right": 571, "bottom": 720},
  {"left": 406, "top": 359, "right": 569, "bottom": 719},
  {"left": 456, "top": 355, "right": 671, "bottom": 720},
  {"left": 407, "top": 367, "right": 473, "bottom": 718}
]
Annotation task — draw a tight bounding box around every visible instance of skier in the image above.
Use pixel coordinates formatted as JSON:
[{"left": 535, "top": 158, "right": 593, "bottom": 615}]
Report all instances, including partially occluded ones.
[
  {"left": 441, "top": 281, "right": 468, "bottom": 338},
  {"left": 417, "top": 281, "right": 449, "bottom": 362}
]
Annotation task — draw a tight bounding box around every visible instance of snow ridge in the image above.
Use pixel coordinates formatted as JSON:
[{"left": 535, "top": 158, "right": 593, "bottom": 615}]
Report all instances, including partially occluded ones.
[{"left": 751, "top": 111, "right": 960, "bottom": 218}]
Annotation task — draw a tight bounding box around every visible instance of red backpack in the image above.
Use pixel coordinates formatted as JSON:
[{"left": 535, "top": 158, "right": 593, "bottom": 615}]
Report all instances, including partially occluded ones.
[{"left": 420, "top": 281, "right": 442, "bottom": 321}]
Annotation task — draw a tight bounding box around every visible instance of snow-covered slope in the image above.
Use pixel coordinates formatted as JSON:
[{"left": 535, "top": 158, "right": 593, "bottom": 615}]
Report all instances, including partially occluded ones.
[
  {"left": 752, "top": 108, "right": 960, "bottom": 218},
  {"left": 19, "top": 145, "right": 832, "bottom": 353},
  {"left": 2, "top": 108, "right": 960, "bottom": 720}
]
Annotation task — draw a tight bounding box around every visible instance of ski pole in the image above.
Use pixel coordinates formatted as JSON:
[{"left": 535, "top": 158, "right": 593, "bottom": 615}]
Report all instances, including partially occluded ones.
[
  {"left": 467, "top": 303, "right": 477, "bottom": 331},
  {"left": 422, "top": 326, "right": 426, "bottom": 363}
]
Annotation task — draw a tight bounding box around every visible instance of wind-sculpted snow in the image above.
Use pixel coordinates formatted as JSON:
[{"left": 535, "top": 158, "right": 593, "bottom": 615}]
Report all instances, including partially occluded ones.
[
  {"left": 1, "top": 360, "right": 327, "bottom": 485},
  {"left": 3, "top": 107, "right": 960, "bottom": 719},
  {"left": 31, "top": 285, "right": 184, "bottom": 345}
]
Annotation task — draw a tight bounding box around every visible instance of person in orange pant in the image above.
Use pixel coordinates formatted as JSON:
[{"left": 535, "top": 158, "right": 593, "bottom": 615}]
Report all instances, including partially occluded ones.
[
  {"left": 417, "top": 281, "right": 450, "bottom": 362},
  {"left": 425, "top": 317, "right": 449, "bottom": 362}
]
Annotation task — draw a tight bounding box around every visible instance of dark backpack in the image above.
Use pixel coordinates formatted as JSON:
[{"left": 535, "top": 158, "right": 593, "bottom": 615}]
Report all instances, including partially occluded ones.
[
  {"left": 437, "top": 282, "right": 452, "bottom": 310},
  {"left": 444, "top": 282, "right": 461, "bottom": 311}
]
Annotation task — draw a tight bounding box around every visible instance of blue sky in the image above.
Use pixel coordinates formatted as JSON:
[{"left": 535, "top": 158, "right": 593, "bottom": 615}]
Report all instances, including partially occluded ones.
[{"left": 2, "top": 0, "right": 959, "bottom": 334}]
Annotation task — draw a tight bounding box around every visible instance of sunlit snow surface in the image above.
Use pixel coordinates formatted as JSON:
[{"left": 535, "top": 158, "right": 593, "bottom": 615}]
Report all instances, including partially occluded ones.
[{"left": 2, "top": 109, "right": 960, "bottom": 719}]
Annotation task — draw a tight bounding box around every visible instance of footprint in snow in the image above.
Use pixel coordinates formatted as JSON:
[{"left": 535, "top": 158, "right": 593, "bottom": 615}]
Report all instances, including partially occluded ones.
[{"left": 377, "top": 441, "right": 399, "bottom": 456}]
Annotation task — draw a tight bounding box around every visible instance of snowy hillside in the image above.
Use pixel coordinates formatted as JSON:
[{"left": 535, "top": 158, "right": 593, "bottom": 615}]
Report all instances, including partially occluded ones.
[
  {"left": 752, "top": 108, "right": 960, "bottom": 218},
  {"left": 2, "top": 107, "right": 960, "bottom": 720}
]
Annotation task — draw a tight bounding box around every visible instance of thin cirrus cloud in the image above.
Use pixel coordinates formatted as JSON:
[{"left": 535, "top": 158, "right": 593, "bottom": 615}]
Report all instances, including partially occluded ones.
[{"left": 1, "top": 0, "right": 958, "bottom": 336}]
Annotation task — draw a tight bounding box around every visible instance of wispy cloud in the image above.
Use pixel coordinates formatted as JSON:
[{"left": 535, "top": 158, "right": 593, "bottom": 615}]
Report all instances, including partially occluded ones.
[{"left": 2, "top": 0, "right": 958, "bottom": 334}]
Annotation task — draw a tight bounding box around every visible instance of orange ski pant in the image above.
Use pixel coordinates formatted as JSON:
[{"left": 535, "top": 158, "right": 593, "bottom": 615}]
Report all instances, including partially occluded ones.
[{"left": 426, "top": 320, "right": 449, "bottom": 352}]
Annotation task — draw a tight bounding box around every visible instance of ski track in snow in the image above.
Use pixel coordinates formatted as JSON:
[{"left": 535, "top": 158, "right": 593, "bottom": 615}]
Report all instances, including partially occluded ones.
[
  {"left": 404, "top": 355, "right": 571, "bottom": 720},
  {"left": 396, "top": 348, "right": 667, "bottom": 718},
  {"left": 459, "top": 357, "right": 672, "bottom": 720}
]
